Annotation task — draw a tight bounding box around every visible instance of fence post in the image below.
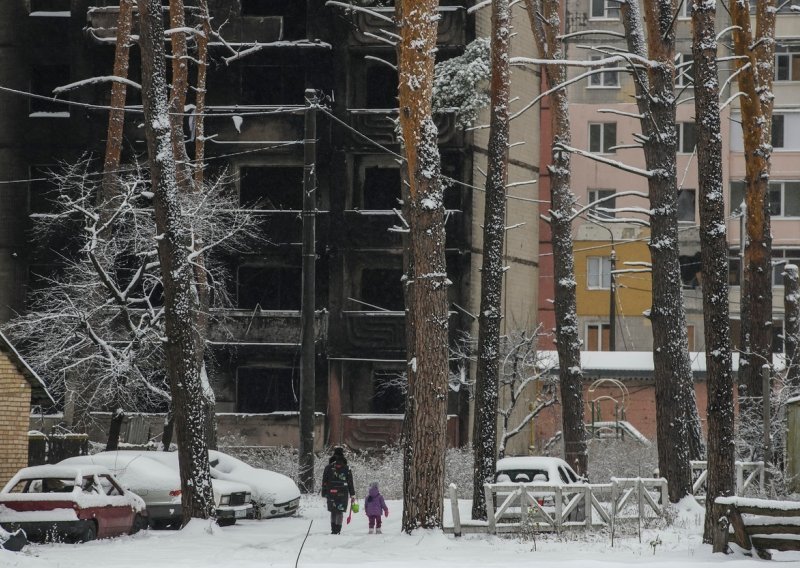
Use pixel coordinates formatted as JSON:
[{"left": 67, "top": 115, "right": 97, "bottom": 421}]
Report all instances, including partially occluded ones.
[
  {"left": 449, "top": 484, "right": 461, "bottom": 537},
  {"left": 555, "top": 486, "right": 563, "bottom": 533},
  {"left": 485, "top": 483, "right": 496, "bottom": 534},
  {"left": 584, "top": 485, "right": 592, "bottom": 529},
  {"left": 735, "top": 462, "right": 744, "bottom": 495}
]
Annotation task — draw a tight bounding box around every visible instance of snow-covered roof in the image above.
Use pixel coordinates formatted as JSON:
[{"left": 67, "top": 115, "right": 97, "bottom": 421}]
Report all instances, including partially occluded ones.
[
  {"left": 0, "top": 330, "right": 54, "bottom": 405},
  {"left": 538, "top": 351, "right": 786, "bottom": 379}
]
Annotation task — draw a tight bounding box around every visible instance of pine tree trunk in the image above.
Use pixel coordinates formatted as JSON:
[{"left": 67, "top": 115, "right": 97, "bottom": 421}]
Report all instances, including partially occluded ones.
[
  {"left": 471, "top": 0, "right": 511, "bottom": 521},
  {"left": 785, "top": 265, "right": 799, "bottom": 391},
  {"left": 620, "top": 0, "right": 703, "bottom": 501},
  {"left": 731, "top": 0, "right": 776, "bottom": 458},
  {"left": 137, "top": 0, "right": 215, "bottom": 524},
  {"left": 397, "top": 0, "right": 449, "bottom": 533},
  {"left": 691, "top": 0, "right": 735, "bottom": 542},
  {"left": 100, "top": 0, "right": 133, "bottom": 209},
  {"left": 168, "top": 0, "right": 194, "bottom": 190},
  {"left": 524, "top": 0, "right": 587, "bottom": 477},
  {"left": 193, "top": 0, "right": 211, "bottom": 187}
]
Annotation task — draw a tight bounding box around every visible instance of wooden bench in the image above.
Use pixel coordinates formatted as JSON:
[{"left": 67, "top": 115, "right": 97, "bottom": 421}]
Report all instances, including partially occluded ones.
[{"left": 712, "top": 496, "right": 800, "bottom": 559}]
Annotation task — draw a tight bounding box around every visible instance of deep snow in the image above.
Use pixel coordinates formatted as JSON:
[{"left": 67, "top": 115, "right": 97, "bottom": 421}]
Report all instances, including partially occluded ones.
[{"left": 4, "top": 495, "right": 797, "bottom": 567}]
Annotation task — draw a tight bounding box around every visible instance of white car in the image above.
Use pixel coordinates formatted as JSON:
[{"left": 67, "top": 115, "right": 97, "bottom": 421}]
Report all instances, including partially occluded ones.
[
  {"left": 68, "top": 451, "right": 253, "bottom": 526},
  {"left": 208, "top": 450, "right": 300, "bottom": 519},
  {"left": 494, "top": 456, "right": 586, "bottom": 521},
  {"left": 59, "top": 453, "right": 183, "bottom": 529}
]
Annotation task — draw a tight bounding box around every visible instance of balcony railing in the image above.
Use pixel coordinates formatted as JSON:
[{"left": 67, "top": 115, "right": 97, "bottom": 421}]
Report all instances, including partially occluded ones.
[
  {"left": 347, "top": 6, "right": 466, "bottom": 48},
  {"left": 208, "top": 309, "right": 327, "bottom": 345},
  {"left": 347, "top": 109, "right": 462, "bottom": 148}
]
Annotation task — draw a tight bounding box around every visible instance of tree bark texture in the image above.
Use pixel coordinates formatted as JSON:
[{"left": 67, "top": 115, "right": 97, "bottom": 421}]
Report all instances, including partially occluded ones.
[
  {"left": 137, "top": 0, "right": 215, "bottom": 524},
  {"left": 397, "top": 0, "right": 449, "bottom": 533},
  {"left": 193, "top": 0, "right": 211, "bottom": 187},
  {"left": 620, "top": 0, "right": 703, "bottom": 501},
  {"left": 523, "top": 0, "right": 586, "bottom": 476},
  {"left": 471, "top": 0, "right": 511, "bottom": 521},
  {"left": 731, "top": 0, "right": 776, "bottom": 453},
  {"left": 785, "top": 265, "right": 799, "bottom": 391},
  {"left": 100, "top": 0, "right": 134, "bottom": 209},
  {"left": 168, "top": 0, "right": 194, "bottom": 191},
  {"left": 691, "top": 0, "right": 735, "bottom": 542}
]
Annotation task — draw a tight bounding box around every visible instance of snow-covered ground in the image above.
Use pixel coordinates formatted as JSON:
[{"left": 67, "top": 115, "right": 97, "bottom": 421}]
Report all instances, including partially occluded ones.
[{"left": 2, "top": 496, "right": 794, "bottom": 567}]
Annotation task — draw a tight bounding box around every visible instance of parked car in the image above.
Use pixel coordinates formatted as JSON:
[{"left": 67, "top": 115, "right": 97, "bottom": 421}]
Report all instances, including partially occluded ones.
[
  {"left": 494, "top": 456, "right": 586, "bottom": 521},
  {"left": 59, "top": 453, "right": 183, "bottom": 529},
  {"left": 0, "top": 465, "right": 146, "bottom": 543},
  {"left": 109, "top": 451, "right": 253, "bottom": 526},
  {"left": 207, "top": 450, "right": 301, "bottom": 519}
]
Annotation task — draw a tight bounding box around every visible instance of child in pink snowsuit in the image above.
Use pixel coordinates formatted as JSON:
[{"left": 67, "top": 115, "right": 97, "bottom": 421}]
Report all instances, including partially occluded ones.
[{"left": 364, "top": 481, "right": 389, "bottom": 534}]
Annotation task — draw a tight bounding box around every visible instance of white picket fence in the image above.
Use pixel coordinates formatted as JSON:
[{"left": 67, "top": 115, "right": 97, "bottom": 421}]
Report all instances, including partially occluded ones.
[
  {"left": 446, "top": 477, "right": 668, "bottom": 536},
  {"left": 689, "top": 460, "right": 765, "bottom": 502}
]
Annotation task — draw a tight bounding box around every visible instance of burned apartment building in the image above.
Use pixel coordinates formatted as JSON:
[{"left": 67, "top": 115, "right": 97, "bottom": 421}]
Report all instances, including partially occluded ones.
[{"left": 0, "top": 1, "right": 540, "bottom": 451}]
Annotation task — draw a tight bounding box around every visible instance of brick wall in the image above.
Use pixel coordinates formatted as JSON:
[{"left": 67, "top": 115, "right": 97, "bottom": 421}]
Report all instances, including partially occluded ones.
[{"left": 0, "top": 351, "right": 31, "bottom": 487}]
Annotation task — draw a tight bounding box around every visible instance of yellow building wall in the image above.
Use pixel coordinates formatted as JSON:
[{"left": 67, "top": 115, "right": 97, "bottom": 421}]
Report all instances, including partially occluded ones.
[{"left": 574, "top": 239, "right": 653, "bottom": 318}]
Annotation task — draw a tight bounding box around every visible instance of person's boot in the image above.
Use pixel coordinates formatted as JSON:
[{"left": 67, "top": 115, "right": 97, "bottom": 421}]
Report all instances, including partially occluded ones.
[
  {"left": 369, "top": 528, "right": 374, "bottom": 534},
  {"left": 334, "top": 524, "right": 342, "bottom": 534},
  {"left": 376, "top": 528, "right": 382, "bottom": 534},
  {"left": 331, "top": 522, "right": 337, "bottom": 534}
]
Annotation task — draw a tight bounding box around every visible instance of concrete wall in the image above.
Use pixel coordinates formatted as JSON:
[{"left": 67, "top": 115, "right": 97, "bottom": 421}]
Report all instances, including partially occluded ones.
[{"left": 0, "top": 352, "right": 32, "bottom": 487}]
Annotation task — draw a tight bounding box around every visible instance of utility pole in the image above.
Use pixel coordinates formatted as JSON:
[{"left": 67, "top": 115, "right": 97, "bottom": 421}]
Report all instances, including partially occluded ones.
[
  {"left": 299, "top": 89, "right": 318, "bottom": 494},
  {"left": 609, "top": 246, "right": 616, "bottom": 351}
]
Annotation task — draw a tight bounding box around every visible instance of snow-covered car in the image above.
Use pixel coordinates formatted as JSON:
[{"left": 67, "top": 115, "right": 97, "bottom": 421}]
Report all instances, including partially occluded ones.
[
  {"left": 59, "top": 453, "right": 183, "bottom": 529},
  {"left": 0, "top": 465, "right": 146, "bottom": 543},
  {"left": 494, "top": 456, "right": 585, "bottom": 521},
  {"left": 113, "top": 451, "right": 253, "bottom": 526},
  {"left": 207, "top": 450, "right": 301, "bottom": 519}
]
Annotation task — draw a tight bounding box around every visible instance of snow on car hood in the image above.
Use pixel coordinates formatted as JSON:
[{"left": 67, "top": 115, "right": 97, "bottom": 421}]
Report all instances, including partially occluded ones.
[
  {"left": 208, "top": 450, "right": 300, "bottom": 506},
  {"left": 60, "top": 453, "right": 180, "bottom": 494}
]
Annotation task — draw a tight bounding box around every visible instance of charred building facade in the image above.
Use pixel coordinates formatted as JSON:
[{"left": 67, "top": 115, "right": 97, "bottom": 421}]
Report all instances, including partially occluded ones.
[{"left": 0, "top": 1, "right": 540, "bottom": 451}]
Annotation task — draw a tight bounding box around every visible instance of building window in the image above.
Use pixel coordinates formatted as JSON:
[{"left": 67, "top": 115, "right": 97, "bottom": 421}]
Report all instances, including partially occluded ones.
[
  {"left": 728, "top": 250, "right": 741, "bottom": 286},
  {"left": 237, "top": 263, "right": 301, "bottom": 310},
  {"left": 775, "top": 50, "right": 800, "bottom": 81},
  {"left": 29, "top": 166, "right": 57, "bottom": 214},
  {"left": 589, "top": 55, "right": 619, "bottom": 87},
  {"left": 589, "top": 122, "right": 616, "bottom": 154},
  {"left": 364, "top": 63, "right": 398, "bottom": 109},
  {"left": 241, "top": 65, "right": 305, "bottom": 105},
  {"left": 676, "top": 122, "right": 696, "bottom": 154},
  {"left": 240, "top": 0, "right": 306, "bottom": 40},
  {"left": 677, "top": 189, "right": 696, "bottom": 222},
  {"left": 587, "top": 256, "right": 612, "bottom": 289},
  {"left": 678, "top": 1, "right": 693, "bottom": 18},
  {"left": 29, "top": 0, "right": 70, "bottom": 13},
  {"left": 360, "top": 166, "right": 401, "bottom": 210},
  {"left": 730, "top": 180, "right": 800, "bottom": 218},
  {"left": 239, "top": 166, "right": 303, "bottom": 210},
  {"left": 372, "top": 370, "right": 406, "bottom": 414},
  {"left": 30, "top": 65, "right": 70, "bottom": 115},
  {"left": 587, "top": 189, "right": 616, "bottom": 219},
  {"left": 236, "top": 367, "right": 299, "bottom": 413},
  {"left": 772, "top": 114, "right": 784, "bottom": 149},
  {"left": 590, "top": 0, "right": 620, "bottom": 19},
  {"left": 772, "top": 249, "right": 800, "bottom": 286},
  {"left": 358, "top": 268, "right": 404, "bottom": 311},
  {"left": 586, "top": 323, "right": 611, "bottom": 351},
  {"left": 675, "top": 53, "right": 694, "bottom": 87}
]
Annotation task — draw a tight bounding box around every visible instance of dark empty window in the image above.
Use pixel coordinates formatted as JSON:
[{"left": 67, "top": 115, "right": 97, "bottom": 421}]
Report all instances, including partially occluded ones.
[
  {"left": 360, "top": 268, "right": 404, "bottom": 311},
  {"left": 240, "top": 166, "right": 303, "bottom": 209},
  {"left": 30, "top": 65, "right": 70, "bottom": 114},
  {"left": 772, "top": 115, "right": 785, "bottom": 148},
  {"left": 237, "top": 367, "right": 299, "bottom": 413},
  {"left": 238, "top": 264, "right": 301, "bottom": 310},
  {"left": 365, "top": 65, "right": 398, "bottom": 109},
  {"left": 362, "top": 167, "right": 400, "bottom": 210},
  {"left": 29, "top": 166, "right": 57, "bottom": 214},
  {"left": 30, "top": 0, "right": 70, "bottom": 11},
  {"left": 241, "top": 0, "right": 306, "bottom": 40},
  {"left": 373, "top": 370, "right": 405, "bottom": 414},
  {"left": 241, "top": 66, "right": 305, "bottom": 105}
]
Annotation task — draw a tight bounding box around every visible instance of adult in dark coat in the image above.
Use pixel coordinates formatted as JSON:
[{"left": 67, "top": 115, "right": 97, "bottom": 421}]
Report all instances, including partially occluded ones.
[{"left": 320, "top": 446, "right": 355, "bottom": 534}]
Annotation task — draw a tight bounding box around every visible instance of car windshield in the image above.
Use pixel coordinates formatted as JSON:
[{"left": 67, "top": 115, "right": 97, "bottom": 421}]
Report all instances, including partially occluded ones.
[
  {"left": 495, "top": 469, "right": 549, "bottom": 483},
  {"left": 9, "top": 478, "right": 77, "bottom": 493}
]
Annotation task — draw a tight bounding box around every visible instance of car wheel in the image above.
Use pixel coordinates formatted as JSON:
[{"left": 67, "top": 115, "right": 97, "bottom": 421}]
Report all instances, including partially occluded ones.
[
  {"left": 131, "top": 514, "right": 148, "bottom": 534},
  {"left": 81, "top": 521, "right": 97, "bottom": 543}
]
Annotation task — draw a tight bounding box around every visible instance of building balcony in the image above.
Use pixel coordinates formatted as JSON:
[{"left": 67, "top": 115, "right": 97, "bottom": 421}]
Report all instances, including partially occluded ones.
[
  {"left": 346, "top": 109, "right": 463, "bottom": 148},
  {"left": 346, "top": 6, "right": 466, "bottom": 48},
  {"left": 208, "top": 309, "right": 328, "bottom": 346},
  {"left": 342, "top": 209, "right": 466, "bottom": 250}
]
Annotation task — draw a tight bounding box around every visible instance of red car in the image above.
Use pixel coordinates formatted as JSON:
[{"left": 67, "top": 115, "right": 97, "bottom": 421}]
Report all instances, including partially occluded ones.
[{"left": 0, "top": 464, "right": 147, "bottom": 543}]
